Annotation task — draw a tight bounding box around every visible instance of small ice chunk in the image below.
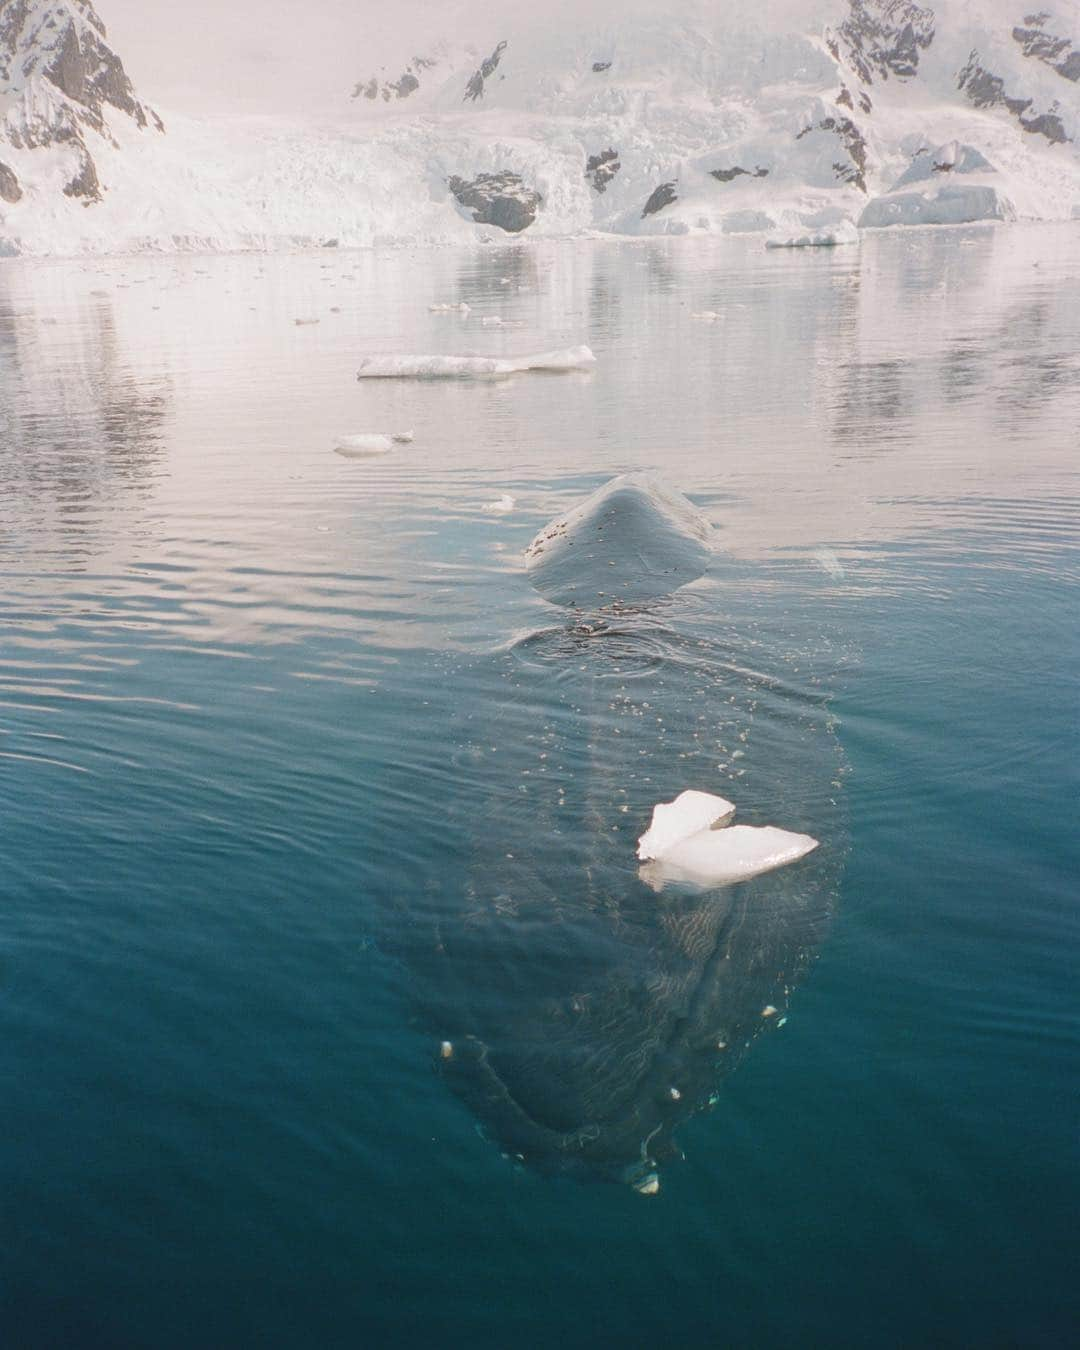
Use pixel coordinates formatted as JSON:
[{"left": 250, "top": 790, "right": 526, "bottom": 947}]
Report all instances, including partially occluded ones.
[
  {"left": 294, "top": 317, "right": 321, "bottom": 325},
  {"left": 481, "top": 316, "right": 504, "bottom": 326},
  {"left": 765, "top": 221, "right": 859, "bottom": 249},
  {"left": 690, "top": 310, "right": 721, "bottom": 321},
  {"left": 646, "top": 824, "right": 819, "bottom": 887},
  {"left": 356, "top": 346, "right": 595, "bottom": 380},
  {"left": 633, "top": 1173, "right": 660, "bottom": 1196},
  {"left": 481, "top": 494, "right": 516, "bottom": 514},
  {"left": 334, "top": 430, "right": 414, "bottom": 457},
  {"left": 428, "top": 302, "right": 471, "bottom": 312},
  {"left": 637, "top": 790, "right": 735, "bottom": 861},
  {"left": 440, "top": 1041, "right": 454, "bottom": 1060}
]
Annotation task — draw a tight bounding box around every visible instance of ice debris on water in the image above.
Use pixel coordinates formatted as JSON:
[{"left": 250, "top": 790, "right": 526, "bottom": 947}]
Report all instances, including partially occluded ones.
[
  {"left": 690, "top": 310, "right": 721, "bottom": 321},
  {"left": 637, "top": 790, "right": 818, "bottom": 888},
  {"left": 294, "top": 317, "right": 321, "bottom": 325},
  {"left": 440, "top": 1041, "right": 454, "bottom": 1060},
  {"left": 637, "top": 790, "right": 735, "bottom": 861},
  {"left": 428, "top": 302, "right": 470, "bottom": 313},
  {"left": 333, "top": 430, "right": 414, "bottom": 458},
  {"left": 633, "top": 1173, "right": 660, "bottom": 1196},
  {"left": 356, "top": 346, "right": 595, "bottom": 379},
  {"left": 765, "top": 221, "right": 859, "bottom": 249},
  {"left": 481, "top": 494, "right": 516, "bottom": 514}
]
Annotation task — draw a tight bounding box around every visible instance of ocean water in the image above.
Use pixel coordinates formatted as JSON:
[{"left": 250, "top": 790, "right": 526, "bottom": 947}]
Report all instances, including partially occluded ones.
[{"left": 1, "top": 226, "right": 1077, "bottom": 1348}]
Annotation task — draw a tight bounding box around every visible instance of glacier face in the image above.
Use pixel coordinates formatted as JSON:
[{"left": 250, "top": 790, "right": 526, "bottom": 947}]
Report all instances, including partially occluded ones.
[{"left": 1, "top": 0, "right": 1078, "bottom": 256}]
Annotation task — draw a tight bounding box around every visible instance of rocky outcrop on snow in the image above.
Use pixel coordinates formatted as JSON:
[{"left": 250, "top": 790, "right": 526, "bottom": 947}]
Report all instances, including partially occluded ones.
[
  {"left": 464, "top": 41, "right": 507, "bottom": 102},
  {"left": 0, "top": 158, "right": 20, "bottom": 201},
  {"left": 827, "top": 0, "right": 935, "bottom": 83},
  {"left": 352, "top": 56, "right": 437, "bottom": 103},
  {"left": 642, "top": 181, "right": 678, "bottom": 217},
  {"left": 447, "top": 171, "right": 541, "bottom": 232},
  {"left": 585, "top": 148, "right": 620, "bottom": 193},
  {"left": 1012, "top": 13, "right": 1080, "bottom": 81},
  {"left": 710, "top": 164, "right": 769, "bottom": 183},
  {"left": 795, "top": 115, "right": 869, "bottom": 191},
  {"left": 958, "top": 51, "right": 1070, "bottom": 143},
  {"left": 0, "top": 1, "right": 162, "bottom": 219},
  {"left": 892, "top": 139, "right": 994, "bottom": 188}
]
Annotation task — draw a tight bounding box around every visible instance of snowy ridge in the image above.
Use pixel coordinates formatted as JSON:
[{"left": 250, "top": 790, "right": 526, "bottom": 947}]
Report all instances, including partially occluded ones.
[{"left": 1, "top": 0, "right": 1079, "bottom": 257}]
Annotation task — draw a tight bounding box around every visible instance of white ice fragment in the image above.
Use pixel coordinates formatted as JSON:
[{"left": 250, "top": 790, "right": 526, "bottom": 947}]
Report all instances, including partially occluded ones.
[
  {"left": 356, "top": 346, "right": 595, "bottom": 379},
  {"left": 391, "top": 429, "right": 414, "bottom": 443},
  {"left": 646, "top": 824, "right": 819, "bottom": 887},
  {"left": 762, "top": 1006, "right": 778, "bottom": 1018},
  {"left": 294, "top": 317, "right": 321, "bottom": 325},
  {"left": 481, "top": 316, "right": 504, "bottom": 326},
  {"left": 637, "top": 789, "right": 735, "bottom": 861},
  {"left": 440, "top": 1041, "right": 454, "bottom": 1060},
  {"left": 481, "top": 494, "right": 516, "bottom": 514},
  {"left": 333, "top": 430, "right": 414, "bottom": 457},
  {"left": 428, "top": 302, "right": 470, "bottom": 312},
  {"left": 633, "top": 1173, "right": 660, "bottom": 1196},
  {"left": 765, "top": 221, "right": 858, "bottom": 249},
  {"left": 690, "top": 310, "right": 721, "bottom": 321}
]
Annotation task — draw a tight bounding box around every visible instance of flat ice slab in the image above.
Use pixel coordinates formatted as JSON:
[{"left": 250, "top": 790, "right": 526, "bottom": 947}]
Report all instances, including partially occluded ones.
[
  {"left": 647, "top": 824, "right": 819, "bottom": 886},
  {"left": 637, "top": 790, "right": 735, "bottom": 861},
  {"left": 356, "top": 346, "right": 595, "bottom": 379}
]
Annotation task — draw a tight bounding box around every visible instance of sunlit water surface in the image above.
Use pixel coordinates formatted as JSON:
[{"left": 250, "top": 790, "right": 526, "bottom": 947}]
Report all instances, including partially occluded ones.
[{"left": 1, "top": 227, "right": 1078, "bottom": 1348}]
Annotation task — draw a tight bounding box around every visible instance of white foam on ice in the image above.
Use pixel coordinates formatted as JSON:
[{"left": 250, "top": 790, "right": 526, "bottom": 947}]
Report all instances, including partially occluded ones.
[
  {"left": 637, "top": 790, "right": 735, "bottom": 861},
  {"left": 355, "top": 346, "right": 595, "bottom": 379}
]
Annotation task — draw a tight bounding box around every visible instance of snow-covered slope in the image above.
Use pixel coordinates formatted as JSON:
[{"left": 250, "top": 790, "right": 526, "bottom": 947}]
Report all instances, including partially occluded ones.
[{"left": 2, "top": 0, "right": 1079, "bottom": 256}]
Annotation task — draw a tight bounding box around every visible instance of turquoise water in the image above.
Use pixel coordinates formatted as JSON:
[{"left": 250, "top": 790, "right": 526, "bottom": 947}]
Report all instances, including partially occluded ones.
[{"left": 1, "top": 227, "right": 1078, "bottom": 1347}]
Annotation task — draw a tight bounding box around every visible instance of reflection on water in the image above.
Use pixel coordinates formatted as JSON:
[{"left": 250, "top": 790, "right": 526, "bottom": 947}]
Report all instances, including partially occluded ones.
[{"left": 0, "top": 226, "right": 1077, "bottom": 1348}]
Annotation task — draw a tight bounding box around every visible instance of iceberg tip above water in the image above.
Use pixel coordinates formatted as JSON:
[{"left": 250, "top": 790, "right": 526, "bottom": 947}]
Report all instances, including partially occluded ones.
[{"left": 355, "top": 346, "right": 595, "bottom": 379}]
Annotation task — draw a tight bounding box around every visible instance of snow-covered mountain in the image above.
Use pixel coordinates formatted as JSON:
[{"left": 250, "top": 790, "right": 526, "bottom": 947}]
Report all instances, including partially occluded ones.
[{"left": 1, "top": 0, "right": 1079, "bottom": 256}]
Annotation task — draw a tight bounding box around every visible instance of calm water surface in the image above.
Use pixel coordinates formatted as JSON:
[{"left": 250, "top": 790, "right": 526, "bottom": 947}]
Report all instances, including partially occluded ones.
[{"left": 1, "top": 227, "right": 1078, "bottom": 1347}]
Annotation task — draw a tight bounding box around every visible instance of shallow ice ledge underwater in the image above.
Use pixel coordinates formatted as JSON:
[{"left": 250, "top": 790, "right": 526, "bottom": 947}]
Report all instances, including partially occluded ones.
[
  {"left": 638, "top": 790, "right": 818, "bottom": 890},
  {"left": 355, "top": 346, "right": 595, "bottom": 379}
]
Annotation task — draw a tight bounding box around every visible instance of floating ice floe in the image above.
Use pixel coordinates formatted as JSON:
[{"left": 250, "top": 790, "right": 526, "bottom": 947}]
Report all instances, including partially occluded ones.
[
  {"left": 637, "top": 789, "right": 734, "bottom": 861},
  {"left": 356, "top": 346, "right": 595, "bottom": 379},
  {"left": 429, "top": 302, "right": 471, "bottom": 313},
  {"left": 294, "top": 317, "right": 321, "bottom": 325},
  {"left": 637, "top": 790, "right": 817, "bottom": 888},
  {"left": 481, "top": 494, "right": 516, "bottom": 513},
  {"left": 333, "top": 430, "right": 414, "bottom": 458},
  {"left": 765, "top": 221, "right": 859, "bottom": 249},
  {"left": 690, "top": 310, "right": 721, "bottom": 321}
]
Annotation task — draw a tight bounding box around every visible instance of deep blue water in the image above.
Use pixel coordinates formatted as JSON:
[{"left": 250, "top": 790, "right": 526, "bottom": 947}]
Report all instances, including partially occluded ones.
[{"left": 1, "top": 227, "right": 1078, "bottom": 1347}]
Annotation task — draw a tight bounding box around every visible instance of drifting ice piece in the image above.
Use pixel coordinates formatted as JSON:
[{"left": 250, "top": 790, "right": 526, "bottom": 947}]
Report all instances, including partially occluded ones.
[
  {"left": 645, "top": 824, "right": 818, "bottom": 887},
  {"left": 481, "top": 494, "right": 516, "bottom": 513},
  {"left": 765, "top": 221, "right": 859, "bottom": 249},
  {"left": 356, "top": 346, "right": 595, "bottom": 379},
  {"left": 637, "top": 790, "right": 735, "bottom": 861},
  {"left": 333, "top": 430, "right": 414, "bottom": 458}
]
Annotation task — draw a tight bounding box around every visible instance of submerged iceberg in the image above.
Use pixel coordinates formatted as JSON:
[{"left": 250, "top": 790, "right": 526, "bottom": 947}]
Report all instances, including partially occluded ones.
[
  {"left": 356, "top": 346, "right": 595, "bottom": 379},
  {"left": 637, "top": 790, "right": 818, "bottom": 888},
  {"left": 525, "top": 472, "right": 712, "bottom": 607}
]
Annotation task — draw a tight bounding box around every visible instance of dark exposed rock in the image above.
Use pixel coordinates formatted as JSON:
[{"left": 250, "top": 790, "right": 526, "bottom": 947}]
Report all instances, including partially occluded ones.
[
  {"left": 63, "top": 148, "right": 100, "bottom": 202},
  {"left": 837, "top": 85, "right": 854, "bottom": 109},
  {"left": 352, "top": 55, "right": 435, "bottom": 102},
  {"left": 709, "top": 165, "right": 769, "bottom": 182},
  {"left": 959, "top": 51, "right": 1071, "bottom": 144},
  {"left": 828, "top": 0, "right": 935, "bottom": 84},
  {"left": 447, "top": 170, "right": 541, "bottom": 232},
  {"left": 592, "top": 61, "right": 611, "bottom": 73},
  {"left": 1013, "top": 14, "right": 1080, "bottom": 82},
  {"left": 0, "top": 160, "right": 21, "bottom": 202},
  {"left": 796, "top": 115, "right": 869, "bottom": 191},
  {"left": 464, "top": 40, "right": 507, "bottom": 102},
  {"left": 642, "top": 181, "right": 677, "bottom": 217},
  {"left": 585, "top": 148, "right": 620, "bottom": 193}
]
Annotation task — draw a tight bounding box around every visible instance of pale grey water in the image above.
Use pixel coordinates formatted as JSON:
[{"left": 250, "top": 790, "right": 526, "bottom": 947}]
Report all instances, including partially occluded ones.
[{"left": 1, "top": 225, "right": 1078, "bottom": 1348}]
